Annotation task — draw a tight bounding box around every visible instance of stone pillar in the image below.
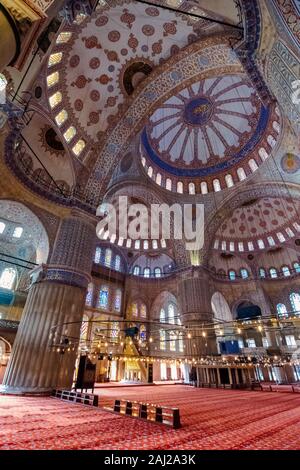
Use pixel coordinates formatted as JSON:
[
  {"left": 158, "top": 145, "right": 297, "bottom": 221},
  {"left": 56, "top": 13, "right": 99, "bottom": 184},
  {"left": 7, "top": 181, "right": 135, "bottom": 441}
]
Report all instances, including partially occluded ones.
[
  {"left": 178, "top": 268, "right": 217, "bottom": 356},
  {"left": 0, "top": 4, "right": 19, "bottom": 72},
  {"left": 1, "top": 210, "right": 95, "bottom": 394}
]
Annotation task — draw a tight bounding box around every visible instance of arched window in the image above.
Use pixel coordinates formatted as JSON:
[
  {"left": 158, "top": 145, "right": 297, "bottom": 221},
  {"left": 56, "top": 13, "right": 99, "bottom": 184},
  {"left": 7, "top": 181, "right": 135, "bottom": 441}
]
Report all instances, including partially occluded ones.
[
  {"left": 160, "top": 308, "right": 166, "bottom": 323},
  {"left": 188, "top": 182, "right": 195, "bottom": 195},
  {"left": 98, "top": 286, "right": 109, "bottom": 309},
  {"left": 156, "top": 173, "right": 162, "bottom": 186},
  {"left": 229, "top": 270, "right": 236, "bottom": 281},
  {"left": 143, "top": 267, "right": 150, "bottom": 278},
  {"left": 154, "top": 267, "right": 161, "bottom": 278},
  {"left": 94, "top": 247, "right": 101, "bottom": 264},
  {"left": 166, "top": 178, "right": 172, "bottom": 191},
  {"left": 85, "top": 283, "right": 93, "bottom": 306},
  {"left": 267, "top": 135, "right": 276, "bottom": 148},
  {"left": 240, "top": 268, "right": 249, "bottom": 279},
  {"left": 248, "top": 159, "right": 258, "bottom": 172},
  {"left": 169, "top": 331, "right": 176, "bottom": 351},
  {"left": 140, "top": 324, "right": 147, "bottom": 343},
  {"left": 213, "top": 179, "right": 221, "bottom": 192},
  {"left": 168, "top": 304, "right": 175, "bottom": 324},
  {"left": 152, "top": 240, "right": 158, "bottom": 249},
  {"left": 147, "top": 166, "right": 153, "bottom": 177},
  {"left": 177, "top": 181, "right": 183, "bottom": 194},
  {"left": 135, "top": 240, "right": 140, "bottom": 250},
  {"left": 114, "top": 289, "right": 122, "bottom": 312},
  {"left": 200, "top": 181, "right": 208, "bottom": 194},
  {"left": 140, "top": 304, "right": 147, "bottom": 318},
  {"left": 293, "top": 262, "right": 300, "bottom": 273},
  {"left": 133, "top": 266, "right": 140, "bottom": 276},
  {"left": 269, "top": 268, "right": 278, "bottom": 279},
  {"left": 0, "top": 222, "right": 6, "bottom": 234},
  {"left": 277, "top": 303, "right": 288, "bottom": 318},
  {"left": 225, "top": 174, "right": 234, "bottom": 188},
  {"left": 131, "top": 302, "right": 138, "bottom": 317},
  {"left": 143, "top": 240, "right": 149, "bottom": 250},
  {"left": 259, "top": 147, "right": 268, "bottom": 161},
  {"left": 259, "top": 268, "right": 266, "bottom": 278},
  {"left": 0, "top": 268, "right": 16, "bottom": 290},
  {"left": 160, "top": 330, "right": 166, "bottom": 350},
  {"left": 178, "top": 333, "right": 184, "bottom": 352},
  {"left": 258, "top": 239, "right": 265, "bottom": 249},
  {"left": 13, "top": 227, "right": 23, "bottom": 238},
  {"left": 282, "top": 266, "right": 291, "bottom": 277},
  {"left": 105, "top": 249, "right": 112, "bottom": 266},
  {"left": 115, "top": 255, "right": 121, "bottom": 271},
  {"left": 237, "top": 167, "right": 246, "bottom": 181},
  {"left": 290, "top": 292, "right": 300, "bottom": 315}
]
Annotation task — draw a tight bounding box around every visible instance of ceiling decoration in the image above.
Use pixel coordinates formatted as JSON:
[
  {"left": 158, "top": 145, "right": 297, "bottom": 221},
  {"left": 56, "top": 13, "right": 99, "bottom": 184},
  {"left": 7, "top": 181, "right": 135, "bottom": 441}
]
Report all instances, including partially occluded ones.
[
  {"left": 141, "top": 74, "right": 281, "bottom": 192},
  {"left": 213, "top": 197, "right": 300, "bottom": 252},
  {"left": 45, "top": 0, "right": 224, "bottom": 160}
]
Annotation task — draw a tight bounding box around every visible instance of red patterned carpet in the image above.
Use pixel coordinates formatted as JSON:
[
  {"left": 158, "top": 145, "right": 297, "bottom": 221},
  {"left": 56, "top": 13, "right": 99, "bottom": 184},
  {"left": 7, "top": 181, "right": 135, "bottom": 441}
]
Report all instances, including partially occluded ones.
[{"left": 1, "top": 385, "right": 300, "bottom": 450}]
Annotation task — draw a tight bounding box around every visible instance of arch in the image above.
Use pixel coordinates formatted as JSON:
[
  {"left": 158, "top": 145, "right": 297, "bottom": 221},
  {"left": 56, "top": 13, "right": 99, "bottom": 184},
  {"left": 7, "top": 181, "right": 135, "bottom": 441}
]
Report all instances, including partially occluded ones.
[
  {"left": 235, "top": 301, "right": 262, "bottom": 320},
  {"left": 211, "top": 292, "right": 232, "bottom": 323},
  {"left": 0, "top": 200, "right": 49, "bottom": 265}
]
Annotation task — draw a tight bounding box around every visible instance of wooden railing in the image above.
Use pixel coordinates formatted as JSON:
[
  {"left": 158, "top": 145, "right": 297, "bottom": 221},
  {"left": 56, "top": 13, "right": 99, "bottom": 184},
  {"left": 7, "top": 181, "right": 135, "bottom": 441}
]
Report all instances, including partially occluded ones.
[
  {"left": 51, "top": 389, "right": 98, "bottom": 407},
  {"left": 109, "top": 399, "right": 181, "bottom": 428}
]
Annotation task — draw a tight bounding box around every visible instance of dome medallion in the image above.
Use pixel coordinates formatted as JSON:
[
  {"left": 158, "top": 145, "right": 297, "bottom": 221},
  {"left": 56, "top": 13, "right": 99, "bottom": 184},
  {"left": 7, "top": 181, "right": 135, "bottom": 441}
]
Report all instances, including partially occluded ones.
[{"left": 183, "top": 96, "right": 214, "bottom": 126}]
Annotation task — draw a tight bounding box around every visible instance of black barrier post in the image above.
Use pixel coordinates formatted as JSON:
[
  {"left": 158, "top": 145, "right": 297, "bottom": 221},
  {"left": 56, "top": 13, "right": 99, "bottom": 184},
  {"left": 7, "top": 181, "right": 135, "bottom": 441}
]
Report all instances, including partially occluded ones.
[
  {"left": 114, "top": 400, "right": 121, "bottom": 412},
  {"left": 126, "top": 401, "right": 133, "bottom": 415},
  {"left": 155, "top": 407, "right": 163, "bottom": 423}
]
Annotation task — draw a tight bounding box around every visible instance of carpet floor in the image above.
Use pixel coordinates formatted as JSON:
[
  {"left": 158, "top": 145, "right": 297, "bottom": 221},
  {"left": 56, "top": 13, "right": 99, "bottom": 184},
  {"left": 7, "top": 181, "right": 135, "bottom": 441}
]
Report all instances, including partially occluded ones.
[{"left": 0, "top": 385, "right": 300, "bottom": 450}]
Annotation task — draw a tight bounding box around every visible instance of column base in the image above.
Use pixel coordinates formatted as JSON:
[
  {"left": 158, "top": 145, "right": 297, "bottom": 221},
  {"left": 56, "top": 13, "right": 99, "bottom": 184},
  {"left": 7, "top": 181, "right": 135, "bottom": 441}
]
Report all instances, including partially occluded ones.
[{"left": 0, "top": 384, "right": 53, "bottom": 396}]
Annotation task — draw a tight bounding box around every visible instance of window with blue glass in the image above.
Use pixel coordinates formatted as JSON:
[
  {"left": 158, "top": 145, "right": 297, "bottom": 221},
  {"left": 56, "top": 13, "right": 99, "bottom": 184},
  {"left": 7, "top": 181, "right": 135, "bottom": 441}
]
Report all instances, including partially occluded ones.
[
  {"left": 293, "top": 262, "right": 300, "bottom": 273},
  {"left": 229, "top": 270, "right": 236, "bottom": 281},
  {"left": 276, "top": 303, "right": 288, "bottom": 318},
  {"left": 94, "top": 247, "right": 101, "bottom": 264},
  {"left": 114, "top": 289, "right": 122, "bottom": 311},
  {"left": 98, "top": 286, "right": 109, "bottom": 309},
  {"left": 85, "top": 283, "right": 93, "bottom": 306},
  {"left": 105, "top": 249, "right": 112, "bottom": 266},
  {"left": 282, "top": 266, "right": 291, "bottom": 277},
  {"left": 240, "top": 268, "right": 249, "bottom": 279},
  {"left": 269, "top": 268, "right": 278, "bottom": 279},
  {"left": 259, "top": 268, "right": 266, "bottom": 278},
  {"left": 115, "top": 255, "right": 121, "bottom": 271},
  {"left": 290, "top": 292, "right": 300, "bottom": 315}
]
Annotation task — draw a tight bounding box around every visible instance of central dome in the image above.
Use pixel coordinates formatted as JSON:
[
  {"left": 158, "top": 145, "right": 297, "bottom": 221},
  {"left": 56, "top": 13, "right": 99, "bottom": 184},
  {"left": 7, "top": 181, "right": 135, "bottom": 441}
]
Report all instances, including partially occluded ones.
[{"left": 141, "top": 75, "right": 281, "bottom": 193}]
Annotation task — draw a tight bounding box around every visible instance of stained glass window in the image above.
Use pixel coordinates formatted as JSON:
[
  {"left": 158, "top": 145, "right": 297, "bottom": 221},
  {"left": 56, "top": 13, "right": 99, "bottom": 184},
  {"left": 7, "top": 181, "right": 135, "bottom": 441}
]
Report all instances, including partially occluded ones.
[
  {"left": 160, "top": 330, "right": 166, "bottom": 350},
  {"left": 168, "top": 304, "right": 175, "bottom": 324},
  {"left": 115, "top": 255, "right": 121, "bottom": 271},
  {"left": 98, "top": 286, "right": 109, "bottom": 309},
  {"left": 277, "top": 303, "right": 288, "bottom": 318},
  {"left": 63, "top": 126, "right": 76, "bottom": 143},
  {"left": 48, "top": 52, "right": 62, "bottom": 67},
  {"left": 179, "top": 333, "right": 184, "bottom": 352},
  {"left": 131, "top": 303, "right": 138, "bottom": 317},
  {"left": 140, "top": 304, "right": 147, "bottom": 318},
  {"left": 47, "top": 71, "right": 59, "bottom": 88},
  {"left": 293, "top": 262, "right": 300, "bottom": 273},
  {"left": 133, "top": 266, "right": 140, "bottom": 275},
  {"left": 229, "top": 270, "right": 236, "bottom": 281},
  {"left": 56, "top": 32, "right": 72, "bottom": 44},
  {"left": 240, "top": 268, "right": 249, "bottom": 279},
  {"left": 55, "top": 109, "right": 68, "bottom": 127},
  {"left": 282, "top": 266, "right": 291, "bottom": 277},
  {"left": 259, "top": 268, "right": 266, "bottom": 278},
  {"left": 85, "top": 283, "right": 93, "bottom": 306},
  {"left": 114, "top": 289, "right": 122, "bottom": 312},
  {"left": 269, "top": 268, "right": 277, "bottom": 278},
  {"left": 0, "top": 268, "right": 16, "bottom": 290},
  {"left": 49, "top": 91, "right": 62, "bottom": 109},
  {"left": 154, "top": 267, "right": 161, "bottom": 278},
  {"left": 105, "top": 249, "right": 112, "bottom": 266},
  {"left": 290, "top": 293, "right": 300, "bottom": 315},
  {"left": 160, "top": 308, "right": 165, "bottom": 323},
  {"left": 143, "top": 267, "right": 150, "bottom": 278},
  {"left": 72, "top": 139, "right": 86, "bottom": 156},
  {"left": 140, "top": 324, "right": 147, "bottom": 343},
  {"left": 170, "top": 331, "right": 176, "bottom": 351},
  {"left": 94, "top": 247, "right": 101, "bottom": 264}
]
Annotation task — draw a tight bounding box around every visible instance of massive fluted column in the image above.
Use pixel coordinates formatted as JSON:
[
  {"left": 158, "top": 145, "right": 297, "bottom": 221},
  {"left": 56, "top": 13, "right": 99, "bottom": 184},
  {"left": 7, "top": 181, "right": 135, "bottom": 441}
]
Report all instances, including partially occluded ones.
[
  {"left": 1, "top": 210, "right": 95, "bottom": 394},
  {"left": 178, "top": 268, "right": 217, "bottom": 357}
]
